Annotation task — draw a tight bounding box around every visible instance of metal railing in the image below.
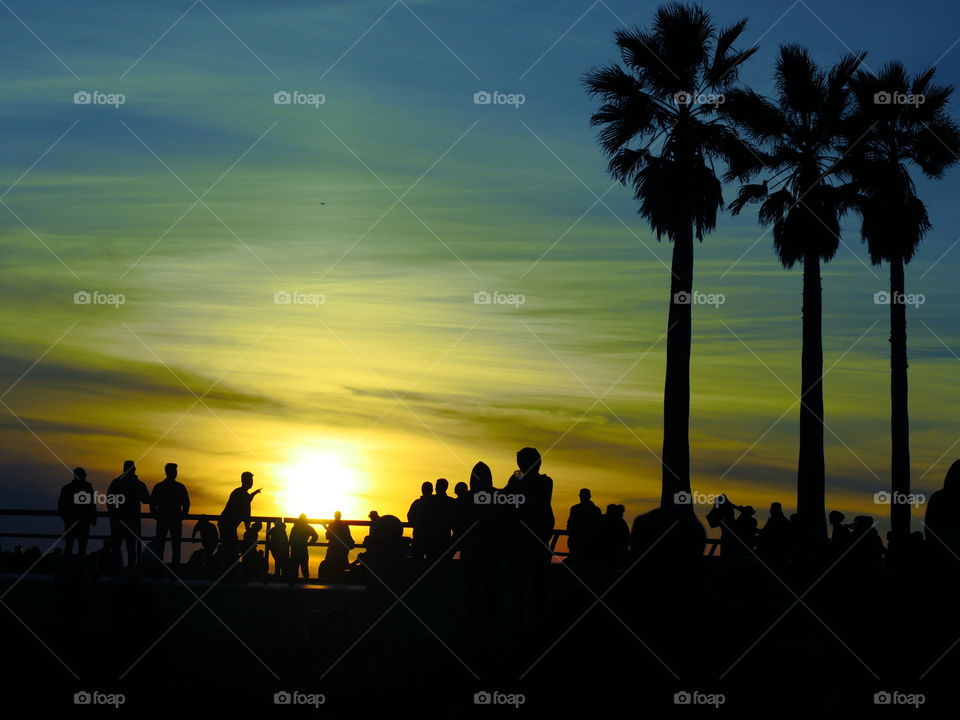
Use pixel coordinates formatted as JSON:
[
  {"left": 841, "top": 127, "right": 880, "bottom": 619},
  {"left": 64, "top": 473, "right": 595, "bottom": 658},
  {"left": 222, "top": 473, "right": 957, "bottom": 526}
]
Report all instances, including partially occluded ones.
[{"left": 0, "top": 509, "right": 723, "bottom": 575}]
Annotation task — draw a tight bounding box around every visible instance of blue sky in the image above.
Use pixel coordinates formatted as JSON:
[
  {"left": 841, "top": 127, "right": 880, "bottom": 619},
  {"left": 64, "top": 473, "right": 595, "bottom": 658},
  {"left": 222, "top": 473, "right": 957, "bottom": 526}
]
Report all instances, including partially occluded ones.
[{"left": 2, "top": 0, "right": 959, "bottom": 532}]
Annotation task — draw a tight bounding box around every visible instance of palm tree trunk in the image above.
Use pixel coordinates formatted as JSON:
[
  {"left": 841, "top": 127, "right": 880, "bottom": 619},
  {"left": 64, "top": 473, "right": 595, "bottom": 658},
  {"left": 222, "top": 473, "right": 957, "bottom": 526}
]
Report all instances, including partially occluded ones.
[
  {"left": 661, "top": 223, "right": 693, "bottom": 509},
  {"left": 797, "top": 252, "right": 826, "bottom": 540},
  {"left": 889, "top": 256, "right": 911, "bottom": 536}
]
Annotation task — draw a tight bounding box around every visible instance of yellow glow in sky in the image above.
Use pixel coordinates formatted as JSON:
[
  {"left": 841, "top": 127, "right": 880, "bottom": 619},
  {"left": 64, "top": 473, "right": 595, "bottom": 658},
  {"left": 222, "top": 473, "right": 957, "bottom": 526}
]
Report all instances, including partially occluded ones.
[{"left": 277, "top": 444, "right": 367, "bottom": 519}]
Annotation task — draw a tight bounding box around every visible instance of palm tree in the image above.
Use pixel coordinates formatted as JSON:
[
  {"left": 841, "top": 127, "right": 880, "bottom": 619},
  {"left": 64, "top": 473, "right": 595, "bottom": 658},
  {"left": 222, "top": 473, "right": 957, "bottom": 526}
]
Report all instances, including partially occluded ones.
[
  {"left": 843, "top": 63, "right": 960, "bottom": 536},
  {"left": 584, "top": 3, "right": 756, "bottom": 510},
  {"left": 720, "top": 45, "right": 866, "bottom": 541}
]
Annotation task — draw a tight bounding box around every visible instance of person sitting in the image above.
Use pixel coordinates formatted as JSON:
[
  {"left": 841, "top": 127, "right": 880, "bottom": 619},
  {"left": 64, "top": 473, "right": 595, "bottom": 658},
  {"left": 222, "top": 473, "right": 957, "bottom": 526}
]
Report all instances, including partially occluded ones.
[{"left": 321, "top": 511, "right": 355, "bottom": 577}]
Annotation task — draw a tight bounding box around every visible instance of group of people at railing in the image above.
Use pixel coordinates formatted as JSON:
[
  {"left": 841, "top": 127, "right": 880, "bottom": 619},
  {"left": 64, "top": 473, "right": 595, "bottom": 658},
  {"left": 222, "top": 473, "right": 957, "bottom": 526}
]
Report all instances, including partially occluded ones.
[{"left": 42, "top": 451, "right": 960, "bottom": 587}]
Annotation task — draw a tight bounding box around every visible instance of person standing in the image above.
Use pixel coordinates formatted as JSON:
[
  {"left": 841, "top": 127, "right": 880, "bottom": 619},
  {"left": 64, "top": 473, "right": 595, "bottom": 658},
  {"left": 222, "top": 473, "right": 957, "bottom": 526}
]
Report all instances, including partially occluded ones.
[
  {"left": 107, "top": 460, "right": 150, "bottom": 569},
  {"left": 58, "top": 467, "right": 97, "bottom": 556},
  {"left": 149, "top": 463, "right": 190, "bottom": 570},
  {"left": 266, "top": 520, "right": 290, "bottom": 578},
  {"left": 219, "top": 471, "right": 261, "bottom": 563},
  {"left": 289, "top": 513, "right": 319, "bottom": 580}
]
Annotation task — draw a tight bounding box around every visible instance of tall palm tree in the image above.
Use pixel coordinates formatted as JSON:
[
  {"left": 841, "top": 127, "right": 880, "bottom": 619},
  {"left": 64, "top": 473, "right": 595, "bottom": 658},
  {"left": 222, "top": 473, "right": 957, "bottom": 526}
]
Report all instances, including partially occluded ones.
[
  {"left": 720, "top": 45, "right": 865, "bottom": 541},
  {"left": 843, "top": 63, "right": 960, "bottom": 536},
  {"left": 584, "top": 3, "right": 756, "bottom": 510}
]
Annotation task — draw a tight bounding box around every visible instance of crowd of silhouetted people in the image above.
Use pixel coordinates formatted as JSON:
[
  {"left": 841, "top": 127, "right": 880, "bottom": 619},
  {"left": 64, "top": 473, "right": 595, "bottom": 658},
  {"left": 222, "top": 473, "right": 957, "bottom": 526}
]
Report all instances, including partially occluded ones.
[{"left": 8, "top": 454, "right": 960, "bottom": 607}]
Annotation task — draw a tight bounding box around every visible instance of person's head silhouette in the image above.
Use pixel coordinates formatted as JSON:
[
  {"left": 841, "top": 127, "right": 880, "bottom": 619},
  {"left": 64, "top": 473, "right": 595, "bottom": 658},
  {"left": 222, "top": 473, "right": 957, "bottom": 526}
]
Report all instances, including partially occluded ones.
[
  {"left": 73, "top": 467, "right": 86, "bottom": 482},
  {"left": 436, "top": 478, "right": 449, "bottom": 496},
  {"left": 944, "top": 459, "right": 960, "bottom": 492},
  {"left": 299, "top": 513, "right": 307, "bottom": 521},
  {"left": 241, "top": 471, "right": 254, "bottom": 489},
  {"left": 454, "top": 481, "right": 468, "bottom": 498},
  {"left": 829, "top": 510, "right": 845, "bottom": 526},
  {"left": 470, "top": 462, "right": 493, "bottom": 492},
  {"left": 421, "top": 481, "right": 433, "bottom": 497},
  {"left": 517, "top": 447, "right": 542, "bottom": 478},
  {"left": 334, "top": 511, "right": 342, "bottom": 521},
  {"left": 122, "top": 460, "right": 135, "bottom": 475},
  {"left": 164, "top": 463, "right": 178, "bottom": 480},
  {"left": 770, "top": 501, "right": 783, "bottom": 517},
  {"left": 369, "top": 510, "right": 380, "bottom": 522},
  {"left": 579, "top": 488, "right": 591, "bottom": 503}
]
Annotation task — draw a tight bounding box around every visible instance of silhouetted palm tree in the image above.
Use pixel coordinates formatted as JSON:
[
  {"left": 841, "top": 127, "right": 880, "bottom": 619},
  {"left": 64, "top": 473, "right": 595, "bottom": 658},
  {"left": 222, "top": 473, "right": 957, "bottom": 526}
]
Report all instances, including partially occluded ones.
[
  {"left": 843, "top": 62, "right": 960, "bottom": 536},
  {"left": 721, "top": 45, "right": 865, "bottom": 540},
  {"left": 584, "top": 3, "right": 756, "bottom": 509}
]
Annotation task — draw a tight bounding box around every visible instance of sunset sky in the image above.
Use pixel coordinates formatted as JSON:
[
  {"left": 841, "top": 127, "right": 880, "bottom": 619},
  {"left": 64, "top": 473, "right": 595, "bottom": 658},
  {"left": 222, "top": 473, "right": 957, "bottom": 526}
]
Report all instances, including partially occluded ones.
[{"left": 2, "top": 0, "right": 959, "bottom": 535}]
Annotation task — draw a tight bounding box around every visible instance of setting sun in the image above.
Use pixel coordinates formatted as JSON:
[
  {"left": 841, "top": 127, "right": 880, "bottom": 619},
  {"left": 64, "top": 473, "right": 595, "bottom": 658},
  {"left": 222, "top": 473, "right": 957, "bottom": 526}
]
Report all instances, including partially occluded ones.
[{"left": 278, "top": 448, "right": 365, "bottom": 519}]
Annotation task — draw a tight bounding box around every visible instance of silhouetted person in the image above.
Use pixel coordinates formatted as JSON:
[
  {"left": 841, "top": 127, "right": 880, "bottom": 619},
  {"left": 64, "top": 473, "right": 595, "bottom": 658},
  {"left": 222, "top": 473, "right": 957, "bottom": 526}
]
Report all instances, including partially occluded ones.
[
  {"left": 706, "top": 495, "right": 737, "bottom": 555},
  {"left": 362, "top": 513, "right": 406, "bottom": 567},
  {"left": 829, "top": 510, "right": 852, "bottom": 561},
  {"left": 567, "top": 488, "right": 602, "bottom": 562},
  {"left": 107, "top": 460, "right": 150, "bottom": 569},
  {"left": 757, "top": 502, "right": 791, "bottom": 565},
  {"left": 730, "top": 505, "right": 757, "bottom": 556},
  {"left": 463, "top": 461, "right": 500, "bottom": 627},
  {"left": 601, "top": 503, "right": 630, "bottom": 564},
  {"left": 849, "top": 515, "right": 884, "bottom": 569},
  {"left": 430, "top": 477, "right": 456, "bottom": 557},
  {"left": 219, "top": 471, "right": 261, "bottom": 563},
  {"left": 289, "top": 513, "right": 318, "bottom": 580},
  {"left": 58, "top": 467, "right": 96, "bottom": 556},
  {"left": 452, "top": 481, "right": 471, "bottom": 549},
  {"left": 407, "top": 481, "right": 434, "bottom": 559},
  {"left": 323, "top": 511, "right": 355, "bottom": 574},
  {"left": 192, "top": 515, "right": 219, "bottom": 562},
  {"left": 266, "top": 520, "right": 290, "bottom": 577},
  {"left": 240, "top": 521, "right": 263, "bottom": 579},
  {"left": 242, "top": 520, "right": 262, "bottom": 557},
  {"left": 510, "top": 447, "right": 554, "bottom": 627},
  {"left": 149, "top": 463, "right": 190, "bottom": 570},
  {"left": 925, "top": 459, "right": 960, "bottom": 564},
  {"left": 630, "top": 506, "right": 707, "bottom": 567}
]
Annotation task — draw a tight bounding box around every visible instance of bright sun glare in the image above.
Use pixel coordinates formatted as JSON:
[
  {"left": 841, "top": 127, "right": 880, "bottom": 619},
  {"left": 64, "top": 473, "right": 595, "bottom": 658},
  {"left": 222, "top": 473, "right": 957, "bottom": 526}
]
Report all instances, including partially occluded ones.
[{"left": 279, "top": 449, "right": 361, "bottom": 518}]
